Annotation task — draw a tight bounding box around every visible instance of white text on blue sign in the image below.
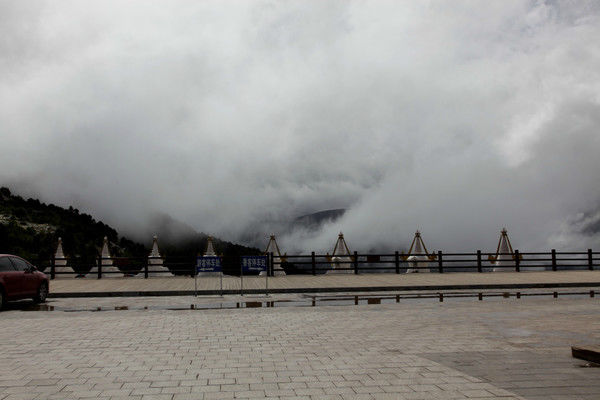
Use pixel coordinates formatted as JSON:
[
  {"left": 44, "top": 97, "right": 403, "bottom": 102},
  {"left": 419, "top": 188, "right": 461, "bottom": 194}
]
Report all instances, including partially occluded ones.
[{"left": 196, "top": 256, "right": 222, "bottom": 273}]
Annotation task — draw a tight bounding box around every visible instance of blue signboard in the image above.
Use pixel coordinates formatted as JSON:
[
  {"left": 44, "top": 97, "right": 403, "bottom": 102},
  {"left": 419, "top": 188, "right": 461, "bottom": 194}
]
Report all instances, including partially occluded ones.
[
  {"left": 196, "top": 256, "right": 222, "bottom": 273},
  {"left": 241, "top": 255, "right": 268, "bottom": 272}
]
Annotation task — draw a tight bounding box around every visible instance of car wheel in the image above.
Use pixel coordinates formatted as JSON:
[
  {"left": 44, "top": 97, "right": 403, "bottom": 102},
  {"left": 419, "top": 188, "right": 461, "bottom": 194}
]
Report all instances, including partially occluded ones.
[{"left": 33, "top": 282, "right": 48, "bottom": 303}]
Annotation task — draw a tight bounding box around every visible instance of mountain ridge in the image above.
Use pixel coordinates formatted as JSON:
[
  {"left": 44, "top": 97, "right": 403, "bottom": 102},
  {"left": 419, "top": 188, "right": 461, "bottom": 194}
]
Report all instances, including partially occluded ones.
[{"left": 0, "top": 187, "right": 259, "bottom": 265}]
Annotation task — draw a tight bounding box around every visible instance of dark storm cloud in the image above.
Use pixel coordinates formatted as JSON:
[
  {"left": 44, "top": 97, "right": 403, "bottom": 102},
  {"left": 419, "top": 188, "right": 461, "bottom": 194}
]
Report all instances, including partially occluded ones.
[{"left": 1, "top": 0, "right": 600, "bottom": 252}]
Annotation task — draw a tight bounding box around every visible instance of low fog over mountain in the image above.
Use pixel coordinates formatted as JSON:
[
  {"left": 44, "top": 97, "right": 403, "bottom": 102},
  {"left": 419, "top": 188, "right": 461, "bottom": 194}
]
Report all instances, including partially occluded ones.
[{"left": 2, "top": 1, "right": 600, "bottom": 254}]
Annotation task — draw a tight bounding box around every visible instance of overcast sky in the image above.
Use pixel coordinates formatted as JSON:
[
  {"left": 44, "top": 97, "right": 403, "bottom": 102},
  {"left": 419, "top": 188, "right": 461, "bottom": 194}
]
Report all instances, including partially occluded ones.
[{"left": 2, "top": 0, "right": 600, "bottom": 253}]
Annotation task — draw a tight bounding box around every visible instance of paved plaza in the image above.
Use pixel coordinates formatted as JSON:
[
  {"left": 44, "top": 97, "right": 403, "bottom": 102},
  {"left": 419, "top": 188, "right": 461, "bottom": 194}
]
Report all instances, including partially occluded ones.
[
  {"left": 48, "top": 271, "right": 600, "bottom": 296},
  {"left": 1, "top": 295, "right": 599, "bottom": 400}
]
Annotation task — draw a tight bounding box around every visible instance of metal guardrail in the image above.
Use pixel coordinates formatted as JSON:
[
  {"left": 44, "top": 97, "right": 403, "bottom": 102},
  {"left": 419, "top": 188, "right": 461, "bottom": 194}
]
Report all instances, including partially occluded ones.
[
  {"left": 277, "top": 250, "right": 599, "bottom": 275},
  {"left": 39, "top": 250, "right": 599, "bottom": 279}
]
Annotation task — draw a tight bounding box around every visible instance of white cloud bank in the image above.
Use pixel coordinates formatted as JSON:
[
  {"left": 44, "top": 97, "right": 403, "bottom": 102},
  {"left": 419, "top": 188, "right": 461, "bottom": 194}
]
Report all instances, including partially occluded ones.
[{"left": 1, "top": 0, "right": 600, "bottom": 252}]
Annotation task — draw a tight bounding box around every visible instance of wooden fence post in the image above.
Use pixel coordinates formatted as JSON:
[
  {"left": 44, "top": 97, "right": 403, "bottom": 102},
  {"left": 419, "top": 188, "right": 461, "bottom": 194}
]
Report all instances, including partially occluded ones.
[
  {"left": 477, "top": 250, "right": 482, "bottom": 273},
  {"left": 97, "top": 256, "right": 102, "bottom": 279},
  {"left": 551, "top": 249, "right": 557, "bottom": 271},
  {"left": 438, "top": 251, "right": 443, "bottom": 273},
  {"left": 354, "top": 251, "right": 359, "bottom": 275},
  {"left": 50, "top": 255, "right": 56, "bottom": 280},
  {"left": 588, "top": 249, "right": 593, "bottom": 271},
  {"left": 395, "top": 251, "right": 400, "bottom": 274},
  {"left": 515, "top": 250, "right": 520, "bottom": 272},
  {"left": 311, "top": 252, "right": 316, "bottom": 276}
]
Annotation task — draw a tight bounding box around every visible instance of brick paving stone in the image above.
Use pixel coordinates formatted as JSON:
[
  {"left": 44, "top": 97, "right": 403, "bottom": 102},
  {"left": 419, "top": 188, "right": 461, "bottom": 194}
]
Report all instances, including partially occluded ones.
[
  {"left": 204, "top": 392, "right": 234, "bottom": 399},
  {"left": 99, "top": 389, "right": 132, "bottom": 397},
  {"left": 233, "top": 390, "right": 265, "bottom": 398},
  {"left": 190, "top": 385, "right": 220, "bottom": 393},
  {"left": 172, "top": 395, "right": 202, "bottom": 400},
  {"left": 462, "top": 390, "right": 496, "bottom": 397},
  {"left": 325, "top": 387, "right": 355, "bottom": 395},
  {"left": 161, "top": 387, "right": 191, "bottom": 394},
  {"left": 140, "top": 395, "right": 174, "bottom": 400}
]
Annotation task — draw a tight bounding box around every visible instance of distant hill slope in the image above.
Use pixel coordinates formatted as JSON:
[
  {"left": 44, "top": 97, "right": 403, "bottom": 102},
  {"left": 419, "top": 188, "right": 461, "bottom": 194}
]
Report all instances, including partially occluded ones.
[
  {"left": 136, "top": 212, "right": 262, "bottom": 276},
  {"left": 0, "top": 187, "right": 146, "bottom": 263},
  {"left": 295, "top": 209, "right": 346, "bottom": 230},
  {"left": 0, "top": 187, "right": 260, "bottom": 273}
]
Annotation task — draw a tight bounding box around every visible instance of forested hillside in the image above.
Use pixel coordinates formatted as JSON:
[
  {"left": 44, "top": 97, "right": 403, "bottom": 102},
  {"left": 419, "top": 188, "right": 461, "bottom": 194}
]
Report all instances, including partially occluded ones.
[
  {"left": 0, "top": 187, "right": 260, "bottom": 274},
  {"left": 0, "top": 187, "right": 145, "bottom": 263}
]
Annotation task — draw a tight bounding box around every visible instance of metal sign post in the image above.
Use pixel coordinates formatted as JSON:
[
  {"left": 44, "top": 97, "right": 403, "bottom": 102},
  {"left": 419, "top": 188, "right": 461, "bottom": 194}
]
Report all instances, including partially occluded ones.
[{"left": 195, "top": 256, "right": 222, "bottom": 297}]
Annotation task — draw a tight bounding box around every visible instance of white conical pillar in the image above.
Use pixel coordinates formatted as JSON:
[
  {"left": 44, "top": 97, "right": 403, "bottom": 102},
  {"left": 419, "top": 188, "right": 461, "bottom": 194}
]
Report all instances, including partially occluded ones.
[
  {"left": 144, "top": 235, "right": 172, "bottom": 277},
  {"left": 491, "top": 228, "right": 515, "bottom": 272},
  {"left": 327, "top": 232, "right": 353, "bottom": 274},
  {"left": 89, "top": 236, "right": 120, "bottom": 278},
  {"left": 197, "top": 236, "right": 220, "bottom": 276},
  {"left": 405, "top": 231, "right": 432, "bottom": 273},
  {"left": 204, "top": 236, "right": 216, "bottom": 256},
  {"left": 53, "top": 237, "right": 74, "bottom": 278},
  {"left": 260, "top": 234, "right": 286, "bottom": 276}
]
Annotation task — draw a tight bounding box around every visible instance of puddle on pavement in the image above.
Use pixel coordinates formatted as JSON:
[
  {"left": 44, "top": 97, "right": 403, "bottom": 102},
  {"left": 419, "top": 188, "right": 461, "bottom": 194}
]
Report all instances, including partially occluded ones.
[
  {"left": 9, "top": 290, "right": 597, "bottom": 313},
  {"left": 579, "top": 362, "right": 600, "bottom": 368},
  {"left": 22, "top": 304, "right": 55, "bottom": 311}
]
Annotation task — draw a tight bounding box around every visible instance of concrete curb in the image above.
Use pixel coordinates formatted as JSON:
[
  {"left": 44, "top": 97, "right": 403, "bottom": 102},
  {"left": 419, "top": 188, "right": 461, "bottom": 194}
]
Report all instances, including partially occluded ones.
[
  {"left": 48, "top": 281, "right": 600, "bottom": 298},
  {"left": 572, "top": 346, "right": 600, "bottom": 364}
]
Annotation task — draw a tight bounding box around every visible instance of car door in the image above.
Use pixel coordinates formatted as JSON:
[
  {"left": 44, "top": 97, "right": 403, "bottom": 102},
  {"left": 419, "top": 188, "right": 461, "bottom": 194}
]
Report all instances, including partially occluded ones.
[
  {"left": 8, "top": 257, "right": 37, "bottom": 297},
  {"left": 0, "top": 256, "right": 22, "bottom": 297},
  {"left": 22, "top": 259, "right": 41, "bottom": 295}
]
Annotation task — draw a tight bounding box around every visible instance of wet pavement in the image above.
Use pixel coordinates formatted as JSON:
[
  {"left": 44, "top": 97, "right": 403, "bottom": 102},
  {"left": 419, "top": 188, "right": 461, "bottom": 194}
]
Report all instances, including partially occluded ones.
[
  {"left": 4, "top": 288, "right": 598, "bottom": 313},
  {"left": 47, "top": 270, "right": 600, "bottom": 297},
  {"left": 1, "top": 293, "right": 599, "bottom": 399}
]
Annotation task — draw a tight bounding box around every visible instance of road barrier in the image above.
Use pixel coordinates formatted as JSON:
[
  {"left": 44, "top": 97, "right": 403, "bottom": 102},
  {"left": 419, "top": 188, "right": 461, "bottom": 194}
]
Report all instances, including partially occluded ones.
[{"left": 41, "top": 249, "right": 598, "bottom": 279}]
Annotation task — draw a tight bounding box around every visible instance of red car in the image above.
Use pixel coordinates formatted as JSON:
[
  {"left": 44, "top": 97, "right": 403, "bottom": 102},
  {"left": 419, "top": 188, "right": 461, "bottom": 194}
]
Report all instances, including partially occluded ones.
[{"left": 0, "top": 254, "right": 49, "bottom": 309}]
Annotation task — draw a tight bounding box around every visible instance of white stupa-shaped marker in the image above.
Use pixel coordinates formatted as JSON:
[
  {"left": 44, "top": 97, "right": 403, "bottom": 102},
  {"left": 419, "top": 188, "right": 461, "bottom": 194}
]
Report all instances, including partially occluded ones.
[
  {"left": 327, "top": 232, "right": 353, "bottom": 274},
  {"left": 260, "top": 234, "right": 286, "bottom": 276},
  {"left": 101, "top": 236, "right": 112, "bottom": 263},
  {"left": 101, "top": 236, "right": 113, "bottom": 265},
  {"left": 489, "top": 228, "right": 518, "bottom": 272},
  {"left": 89, "top": 236, "right": 121, "bottom": 278},
  {"left": 404, "top": 231, "right": 435, "bottom": 273},
  {"left": 204, "top": 236, "right": 216, "bottom": 256},
  {"left": 53, "top": 237, "right": 74, "bottom": 277},
  {"left": 197, "top": 236, "right": 220, "bottom": 277},
  {"left": 145, "top": 235, "right": 172, "bottom": 277}
]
